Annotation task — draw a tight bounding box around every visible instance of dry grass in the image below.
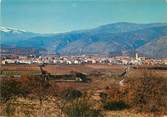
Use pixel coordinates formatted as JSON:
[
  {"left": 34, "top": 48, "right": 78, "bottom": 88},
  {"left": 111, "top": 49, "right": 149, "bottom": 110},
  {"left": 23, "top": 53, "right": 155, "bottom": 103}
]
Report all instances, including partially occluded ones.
[
  {"left": 105, "top": 110, "right": 159, "bottom": 117},
  {"left": 0, "top": 97, "right": 62, "bottom": 117},
  {"left": 0, "top": 64, "right": 167, "bottom": 117},
  {"left": 0, "top": 98, "right": 163, "bottom": 117}
]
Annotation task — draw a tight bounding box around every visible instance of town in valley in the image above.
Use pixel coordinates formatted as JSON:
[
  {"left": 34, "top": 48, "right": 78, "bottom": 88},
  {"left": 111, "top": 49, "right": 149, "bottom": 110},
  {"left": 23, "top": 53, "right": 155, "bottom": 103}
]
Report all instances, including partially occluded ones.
[{"left": 1, "top": 53, "right": 167, "bottom": 65}]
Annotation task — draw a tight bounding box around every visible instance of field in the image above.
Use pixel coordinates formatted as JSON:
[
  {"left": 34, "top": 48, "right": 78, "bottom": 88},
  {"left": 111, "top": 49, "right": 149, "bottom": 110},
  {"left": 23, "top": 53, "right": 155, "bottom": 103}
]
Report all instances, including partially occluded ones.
[
  {"left": 0, "top": 64, "right": 167, "bottom": 117},
  {"left": 1, "top": 63, "right": 167, "bottom": 75}
]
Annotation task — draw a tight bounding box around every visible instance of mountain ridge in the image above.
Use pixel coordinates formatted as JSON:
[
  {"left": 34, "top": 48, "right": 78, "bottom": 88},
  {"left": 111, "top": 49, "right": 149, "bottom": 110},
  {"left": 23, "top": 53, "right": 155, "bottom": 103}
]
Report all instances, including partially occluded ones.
[{"left": 1, "top": 22, "right": 167, "bottom": 58}]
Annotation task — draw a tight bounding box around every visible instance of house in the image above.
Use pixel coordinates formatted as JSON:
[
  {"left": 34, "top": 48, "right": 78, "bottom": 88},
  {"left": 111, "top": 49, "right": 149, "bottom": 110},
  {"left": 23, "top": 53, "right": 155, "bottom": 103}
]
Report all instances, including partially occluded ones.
[
  {"left": 66, "top": 60, "right": 72, "bottom": 64},
  {"left": 162, "top": 58, "right": 167, "bottom": 65},
  {"left": 5, "top": 59, "right": 16, "bottom": 64},
  {"left": 74, "top": 60, "right": 79, "bottom": 64},
  {"left": 1, "top": 60, "right": 6, "bottom": 64}
]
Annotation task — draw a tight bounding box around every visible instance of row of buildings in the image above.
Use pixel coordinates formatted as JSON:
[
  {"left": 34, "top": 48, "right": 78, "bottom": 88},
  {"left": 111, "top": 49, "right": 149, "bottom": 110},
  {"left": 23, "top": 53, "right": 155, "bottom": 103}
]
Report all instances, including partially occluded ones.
[{"left": 1, "top": 54, "right": 167, "bottom": 65}]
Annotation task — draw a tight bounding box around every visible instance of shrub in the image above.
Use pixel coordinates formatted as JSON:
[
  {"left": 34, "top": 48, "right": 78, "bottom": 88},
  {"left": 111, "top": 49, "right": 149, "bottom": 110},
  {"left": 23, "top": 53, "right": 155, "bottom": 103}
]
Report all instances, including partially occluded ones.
[
  {"left": 99, "top": 92, "right": 108, "bottom": 103},
  {"left": 4, "top": 101, "right": 15, "bottom": 116},
  {"left": 63, "top": 98, "right": 103, "bottom": 117},
  {"left": 61, "top": 88, "right": 82, "bottom": 101},
  {"left": 26, "top": 77, "right": 53, "bottom": 105},
  {"left": 103, "top": 101, "right": 128, "bottom": 110},
  {"left": 99, "top": 83, "right": 129, "bottom": 111},
  {"left": 124, "top": 73, "right": 167, "bottom": 113},
  {"left": 0, "top": 79, "right": 28, "bottom": 102}
]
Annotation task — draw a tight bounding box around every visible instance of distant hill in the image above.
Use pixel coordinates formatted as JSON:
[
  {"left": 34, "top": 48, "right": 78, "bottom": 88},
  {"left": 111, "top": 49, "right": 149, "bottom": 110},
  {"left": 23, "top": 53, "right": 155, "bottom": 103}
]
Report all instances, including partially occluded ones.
[{"left": 1, "top": 22, "right": 167, "bottom": 58}]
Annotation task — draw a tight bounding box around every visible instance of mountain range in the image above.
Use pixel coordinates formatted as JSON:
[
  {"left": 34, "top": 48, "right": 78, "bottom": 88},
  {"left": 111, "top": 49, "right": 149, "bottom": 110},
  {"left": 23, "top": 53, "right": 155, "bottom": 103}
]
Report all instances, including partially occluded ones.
[{"left": 1, "top": 22, "right": 167, "bottom": 58}]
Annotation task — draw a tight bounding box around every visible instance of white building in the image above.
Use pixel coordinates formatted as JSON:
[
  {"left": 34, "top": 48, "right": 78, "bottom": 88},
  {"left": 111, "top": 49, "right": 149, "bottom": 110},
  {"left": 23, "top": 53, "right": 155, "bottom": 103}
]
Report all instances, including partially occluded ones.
[{"left": 5, "top": 59, "right": 16, "bottom": 64}]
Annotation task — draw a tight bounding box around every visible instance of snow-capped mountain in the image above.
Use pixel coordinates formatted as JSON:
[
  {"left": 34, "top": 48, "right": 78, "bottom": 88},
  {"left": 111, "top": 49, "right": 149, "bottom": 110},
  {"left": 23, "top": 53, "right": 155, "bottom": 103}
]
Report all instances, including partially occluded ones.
[
  {"left": 0, "top": 26, "right": 26, "bottom": 33},
  {"left": 0, "top": 26, "right": 41, "bottom": 45}
]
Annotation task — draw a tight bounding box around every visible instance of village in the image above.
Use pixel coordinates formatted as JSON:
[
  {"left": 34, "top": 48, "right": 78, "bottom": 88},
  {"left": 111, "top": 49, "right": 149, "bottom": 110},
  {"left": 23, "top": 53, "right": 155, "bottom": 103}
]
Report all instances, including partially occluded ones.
[{"left": 1, "top": 53, "right": 167, "bottom": 65}]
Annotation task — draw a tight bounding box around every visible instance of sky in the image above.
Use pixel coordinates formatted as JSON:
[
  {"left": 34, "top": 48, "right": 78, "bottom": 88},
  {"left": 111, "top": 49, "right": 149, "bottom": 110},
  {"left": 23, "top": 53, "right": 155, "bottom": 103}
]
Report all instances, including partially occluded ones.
[{"left": 1, "top": 0, "right": 167, "bottom": 33}]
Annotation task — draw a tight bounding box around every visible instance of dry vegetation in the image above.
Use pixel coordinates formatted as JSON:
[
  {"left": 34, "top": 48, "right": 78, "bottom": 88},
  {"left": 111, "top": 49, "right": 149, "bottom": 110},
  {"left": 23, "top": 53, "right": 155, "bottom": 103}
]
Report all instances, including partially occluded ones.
[{"left": 0, "top": 64, "right": 167, "bottom": 117}]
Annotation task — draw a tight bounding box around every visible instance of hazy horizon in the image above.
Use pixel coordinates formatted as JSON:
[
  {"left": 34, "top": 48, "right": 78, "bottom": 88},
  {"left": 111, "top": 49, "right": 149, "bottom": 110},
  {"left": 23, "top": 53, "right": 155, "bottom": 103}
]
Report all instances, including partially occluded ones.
[{"left": 1, "top": 0, "right": 167, "bottom": 33}]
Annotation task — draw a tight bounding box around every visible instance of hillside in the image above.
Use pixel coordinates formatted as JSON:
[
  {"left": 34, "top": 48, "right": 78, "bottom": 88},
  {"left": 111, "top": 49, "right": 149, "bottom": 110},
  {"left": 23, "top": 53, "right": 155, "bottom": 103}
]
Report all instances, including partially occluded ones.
[{"left": 137, "top": 36, "right": 167, "bottom": 58}]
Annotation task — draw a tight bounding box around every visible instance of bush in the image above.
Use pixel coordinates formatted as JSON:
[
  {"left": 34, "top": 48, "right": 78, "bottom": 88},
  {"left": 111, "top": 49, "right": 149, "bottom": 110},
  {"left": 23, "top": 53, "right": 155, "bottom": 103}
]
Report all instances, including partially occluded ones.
[
  {"left": 61, "top": 88, "right": 82, "bottom": 101},
  {"left": 63, "top": 98, "right": 103, "bottom": 117},
  {"left": 103, "top": 101, "right": 128, "bottom": 110},
  {"left": 99, "top": 92, "right": 108, "bottom": 103},
  {"left": 0, "top": 79, "right": 28, "bottom": 102},
  {"left": 99, "top": 83, "right": 129, "bottom": 111},
  {"left": 4, "top": 101, "right": 15, "bottom": 116},
  {"left": 125, "top": 73, "right": 167, "bottom": 113},
  {"left": 26, "top": 77, "right": 54, "bottom": 104}
]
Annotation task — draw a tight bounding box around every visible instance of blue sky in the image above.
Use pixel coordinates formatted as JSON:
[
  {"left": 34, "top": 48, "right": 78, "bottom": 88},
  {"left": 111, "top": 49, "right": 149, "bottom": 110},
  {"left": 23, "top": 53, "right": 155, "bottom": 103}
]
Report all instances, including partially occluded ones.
[{"left": 1, "top": 0, "right": 167, "bottom": 33}]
